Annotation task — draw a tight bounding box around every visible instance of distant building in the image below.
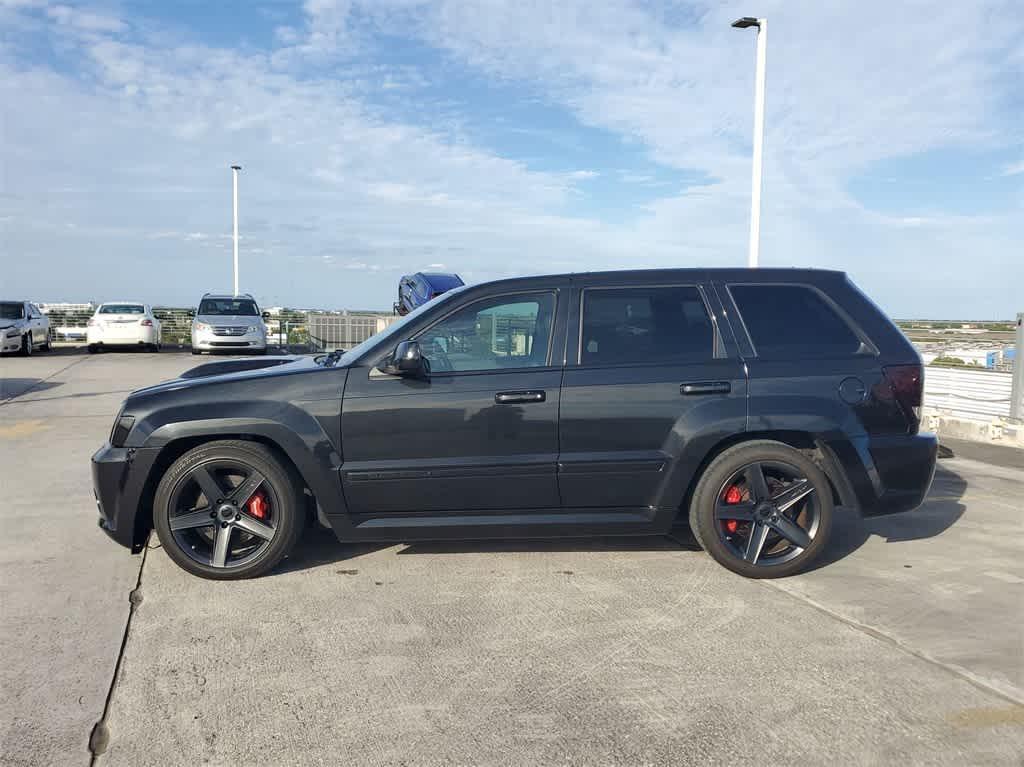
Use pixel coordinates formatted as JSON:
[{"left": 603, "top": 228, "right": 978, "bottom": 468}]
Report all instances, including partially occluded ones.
[{"left": 945, "top": 348, "right": 1003, "bottom": 368}]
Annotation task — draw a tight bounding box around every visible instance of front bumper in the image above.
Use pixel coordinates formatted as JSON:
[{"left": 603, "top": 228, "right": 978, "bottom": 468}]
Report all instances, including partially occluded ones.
[
  {"left": 192, "top": 329, "right": 267, "bottom": 351},
  {"left": 91, "top": 442, "right": 161, "bottom": 551},
  {"left": 1, "top": 330, "right": 23, "bottom": 353}
]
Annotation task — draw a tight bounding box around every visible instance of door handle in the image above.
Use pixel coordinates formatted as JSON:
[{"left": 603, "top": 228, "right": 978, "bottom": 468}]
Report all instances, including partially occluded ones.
[
  {"left": 495, "top": 390, "right": 546, "bottom": 404},
  {"left": 680, "top": 381, "right": 731, "bottom": 396}
]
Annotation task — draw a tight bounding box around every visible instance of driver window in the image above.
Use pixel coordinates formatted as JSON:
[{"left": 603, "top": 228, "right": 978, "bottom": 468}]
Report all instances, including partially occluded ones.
[{"left": 417, "top": 293, "right": 555, "bottom": 373}]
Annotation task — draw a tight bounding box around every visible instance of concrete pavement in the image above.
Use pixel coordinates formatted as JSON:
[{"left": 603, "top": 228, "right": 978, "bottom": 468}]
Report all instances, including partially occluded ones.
[
  {"left": 1, "top": 350, "right": 196, "bottom": 767},
  {"left": 1, "top": 350, "right": 1021, "bottom": 766}
]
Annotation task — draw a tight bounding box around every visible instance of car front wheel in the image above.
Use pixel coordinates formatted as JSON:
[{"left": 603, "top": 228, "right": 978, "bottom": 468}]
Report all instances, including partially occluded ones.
[
  {"left": 688, "top": 440, "right": 833, "bottom": 579},
  {"left": 153, "top": 440, "right": 304, "bottom": 580},
  {"left": 19, "top": 332, "right": 32, "bottom": 357}
]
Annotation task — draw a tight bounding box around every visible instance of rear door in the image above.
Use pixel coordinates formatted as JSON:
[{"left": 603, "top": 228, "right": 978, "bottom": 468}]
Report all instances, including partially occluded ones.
[
  {"left": 340, "top": 284, "right": 568, "bottom": 514},
  {"left": 558, "top": 278, "right": 747, "bottom": 515}
]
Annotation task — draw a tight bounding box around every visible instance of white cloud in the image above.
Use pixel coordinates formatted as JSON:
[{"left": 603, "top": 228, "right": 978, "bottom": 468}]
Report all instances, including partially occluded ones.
[
  {"left": 0, "top": 0, "right": 1021, "bottom": 317},
  {"left": 46, "top": 3, "right": 124, "bottom": 32},
  {"left": 1001, "top": 160, "right": 1024, "bottom": 177}
]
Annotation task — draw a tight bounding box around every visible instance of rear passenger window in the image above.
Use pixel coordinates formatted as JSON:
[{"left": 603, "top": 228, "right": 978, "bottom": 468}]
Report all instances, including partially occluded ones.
[
  {"left": 580, "top": 286, "right": 713, "bottom": 365},
  {"left": 729, "top": 284, "right": 863, "bottom": 358}
]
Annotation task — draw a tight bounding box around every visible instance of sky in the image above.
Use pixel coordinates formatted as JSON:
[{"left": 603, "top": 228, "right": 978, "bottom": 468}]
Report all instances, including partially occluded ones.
[{"left": 1, "top": 0, "right": 1021, "bottom": 318}]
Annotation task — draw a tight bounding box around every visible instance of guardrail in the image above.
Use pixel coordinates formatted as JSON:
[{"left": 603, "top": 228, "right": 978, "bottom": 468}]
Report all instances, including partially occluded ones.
[{"left": 923, "top": 366, "right": 1017, "bottom": 420}]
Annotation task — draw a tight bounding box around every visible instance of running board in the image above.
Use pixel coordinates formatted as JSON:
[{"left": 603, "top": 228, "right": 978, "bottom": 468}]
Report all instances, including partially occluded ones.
[{"left": 354, "top": 509, "right": 656, "bottom": 529}]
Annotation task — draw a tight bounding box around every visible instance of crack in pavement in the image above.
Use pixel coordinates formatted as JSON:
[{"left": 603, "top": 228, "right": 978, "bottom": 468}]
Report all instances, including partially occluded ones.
[
  {"left": 762, "top": 578, "right": 1024, "bottom": 708},
  {"left": 88, "top": 542, "right": 150, "bottom": 765},
  {"left": 0, "top": 355, "right": 90, "bottom": 404}
]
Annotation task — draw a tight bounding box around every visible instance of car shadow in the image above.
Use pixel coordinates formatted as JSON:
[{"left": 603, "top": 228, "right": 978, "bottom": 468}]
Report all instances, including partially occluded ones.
[
  {"left": 0, "top": 379, "right": 63, "bottom": 401},
  {"left": 279, "top": 528, "right": 702, "bottom": 575},
  {"left": 279, "top": 461, "right": 965, "bottom": 576},
  {"left": 808, "top": 463, "right": 967, "bottom": 571}
]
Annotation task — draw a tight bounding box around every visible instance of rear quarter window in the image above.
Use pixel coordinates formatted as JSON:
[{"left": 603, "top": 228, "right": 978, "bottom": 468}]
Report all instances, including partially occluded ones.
[{"left": 729, "top": 284, "right": 865, "bottom": 359}]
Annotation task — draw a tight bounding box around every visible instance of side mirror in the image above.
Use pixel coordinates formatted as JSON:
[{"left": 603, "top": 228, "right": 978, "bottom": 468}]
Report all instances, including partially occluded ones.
[
  {"left": 381, "top": 340, "right": 428, "bottom": 377},
  {"left": 262, "top": 311, "right": 271, "bottom": 320},
  {"left": 188, "top": 309, "right": 196, "bottom": 318}
]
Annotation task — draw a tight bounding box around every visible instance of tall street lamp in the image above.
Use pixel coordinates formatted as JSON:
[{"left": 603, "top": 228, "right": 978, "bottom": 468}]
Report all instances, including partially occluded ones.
[
  {"left": 231, "top": 164, "right": 242, "bottom": 296},
  {"left": 732, "top": 16, "right": 767, "bottom": 268}
]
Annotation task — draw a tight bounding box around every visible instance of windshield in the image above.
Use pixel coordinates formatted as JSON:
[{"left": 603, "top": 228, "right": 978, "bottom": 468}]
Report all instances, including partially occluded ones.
[
  {"left": 99, "top": 304, "right": 144, "bottom": 314},
  {"left": 0, "top": 302, "right": 25, "bottom": 320},
  {"left": 334, "top": 285, "right": 469, "bottom": 366},
  {"left": 198, "top": 299, "right": 259, "bottom": 316}
]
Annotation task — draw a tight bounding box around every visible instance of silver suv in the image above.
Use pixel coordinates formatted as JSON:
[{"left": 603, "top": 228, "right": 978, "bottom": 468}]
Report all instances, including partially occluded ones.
[{"left": 190, "top": 293, "right": 268, "bottom": 355}]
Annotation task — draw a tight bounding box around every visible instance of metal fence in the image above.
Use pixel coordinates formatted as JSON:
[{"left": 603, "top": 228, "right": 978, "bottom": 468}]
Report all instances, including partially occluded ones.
[
  {"left": 37, "top": 303, "right": 398, "bottom": 352},
  {"left": 306, "top": 312, "right": 400, "bottom": 352},
  {"left": 923, "top": 366, "right": 1017, "bottom": 420}
]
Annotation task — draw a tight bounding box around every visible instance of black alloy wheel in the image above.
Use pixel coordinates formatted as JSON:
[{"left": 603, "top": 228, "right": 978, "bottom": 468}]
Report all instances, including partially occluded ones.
[
  {"left": 153, "top": 440, "right": 303, "bottom": 580},
  {"left": 689, "top": 441, "right": 833, "bottom": 578}
]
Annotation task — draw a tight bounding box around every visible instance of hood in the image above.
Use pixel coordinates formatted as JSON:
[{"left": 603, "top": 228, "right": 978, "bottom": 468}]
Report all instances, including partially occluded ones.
[
  {"left": 127, "top": 354, "right": 324, "bottom": 399},
  {"left": 0, "top": 319, "right": 26, "bottom": 331},
  {"left": 195, "top": 314, "right": 263, "bottom": 326}
]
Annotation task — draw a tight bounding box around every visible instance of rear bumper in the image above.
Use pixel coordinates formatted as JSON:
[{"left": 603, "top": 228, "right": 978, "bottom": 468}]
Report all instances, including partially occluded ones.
[
  {"left": 826, "top": 432, "right": 938, "bottom": 517},
  {"left": 87, "top": 327, "right": 159, "bottom": 345},
  {"left": 91, "top": 443, "right": 161, "bottom": 551}
]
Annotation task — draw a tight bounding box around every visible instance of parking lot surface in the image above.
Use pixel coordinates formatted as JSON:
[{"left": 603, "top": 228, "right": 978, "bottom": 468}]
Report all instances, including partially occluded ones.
[{"left": 2, "top": 351, "right": 1022, "bottom": 766}]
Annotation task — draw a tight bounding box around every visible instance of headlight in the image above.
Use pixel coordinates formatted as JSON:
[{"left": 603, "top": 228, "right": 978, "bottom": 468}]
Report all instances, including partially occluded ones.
[
  {"left": 4, "top": 328, "right": 19, "bottom": 338},
  {"left": 247, "top": 326, "right": 263, "bottom": 334},
  {"left": 194, "top": 322, "right": 210, "bottom": 331},
  {"left": 110, "top": 414, "right": 135, "bottom": 447}
]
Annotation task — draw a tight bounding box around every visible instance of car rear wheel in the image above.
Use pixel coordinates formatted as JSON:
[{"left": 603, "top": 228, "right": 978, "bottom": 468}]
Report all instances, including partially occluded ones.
[
  {"left": 688, "top": 440, "right": 833, "bottom": 579},
  {"left": 153, "top": 440, "right": 304, "bottom": 580}
]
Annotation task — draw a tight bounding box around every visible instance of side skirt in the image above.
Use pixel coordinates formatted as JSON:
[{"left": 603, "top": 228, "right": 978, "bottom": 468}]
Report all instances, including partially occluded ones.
[{"left": 325, "top": 506, "right": 678, "bottom": 543}]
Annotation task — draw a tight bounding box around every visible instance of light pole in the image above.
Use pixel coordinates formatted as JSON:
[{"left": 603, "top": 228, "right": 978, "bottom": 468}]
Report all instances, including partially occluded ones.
[
  {"left": 231, "top": 164, "right": 241, "bottom": 296},
  {"left": 732, "top": 16, "right": 767, "bottom": 268},
  {"left": 1011, "top": 312, "right": 1023, "bottom": 423}
]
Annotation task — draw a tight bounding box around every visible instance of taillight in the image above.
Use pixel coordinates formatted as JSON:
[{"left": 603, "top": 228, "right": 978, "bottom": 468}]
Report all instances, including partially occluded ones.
[
  {"left": 140, "top": 319, "right": 153, "bottom": 326},
  {"left": 883, "top": 364, "right": 923, "bottom": 431}
]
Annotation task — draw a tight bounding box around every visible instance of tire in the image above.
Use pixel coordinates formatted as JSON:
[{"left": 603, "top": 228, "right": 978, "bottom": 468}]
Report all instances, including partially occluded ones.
[
  {"left": 688, "top": 440, "right": 833, "bottom": 579},
  {"left": 153, "top": 440, "right": 304, "bottom": 580},
  {"left": 19, "top": 332, "right": 32, "bottom": 357},
  {"left": 87, "top": 344, "right": 98, "bottom": 354},
  {"left": 41, "top": 337, "right": 51, "bottom": 351},
  {"left": 191, "top": 348, "right": 202, "bottom": 355}
]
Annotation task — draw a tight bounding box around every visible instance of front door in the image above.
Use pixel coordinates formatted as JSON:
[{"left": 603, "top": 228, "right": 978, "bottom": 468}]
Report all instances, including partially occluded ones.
[
  {"left": 340, "top": 289, "right": 565, "bottom": 514},
  {"left": 558, "top": 282, "right": 747, "bottom": 512},
  {"left": 28, "top": 305, "right": 47, "bottom": 346}
]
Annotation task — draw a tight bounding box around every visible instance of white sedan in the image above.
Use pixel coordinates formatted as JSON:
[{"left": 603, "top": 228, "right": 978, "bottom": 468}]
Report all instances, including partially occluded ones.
[{"left": 87, "top": 303, "right": 161, "bottom": 352}]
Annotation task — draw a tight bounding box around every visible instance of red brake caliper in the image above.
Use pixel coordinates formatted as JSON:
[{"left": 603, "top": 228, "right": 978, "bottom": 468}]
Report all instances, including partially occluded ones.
[
  {"left": 723, "top": 485, "right": 743, "bottom": 533},
  {"left": 246, "top": 491, "right": 269, "bottom": 520}
]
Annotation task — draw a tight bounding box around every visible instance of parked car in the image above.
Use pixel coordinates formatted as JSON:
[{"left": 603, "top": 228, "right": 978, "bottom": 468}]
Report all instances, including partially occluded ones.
[
  {"left": 87, "top": 302, "right": 161, "bottom": 353},
  {"left": 394, "top": 272, "right": 464, "bottom": 315},
  {"left": 92, "top": 268, "right": 937, "bottom": 580},
  {"left": 0, "top": 300, "right": 50, "bottom": 356},
  {"left": 190, "top": 293, "right": 269, "bottom": 355}
]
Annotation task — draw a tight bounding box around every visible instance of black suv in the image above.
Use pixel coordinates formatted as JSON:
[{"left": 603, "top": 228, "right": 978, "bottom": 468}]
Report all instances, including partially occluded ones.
[{"left": 92, "top": 269, "right": 937, "bottom": 580}]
